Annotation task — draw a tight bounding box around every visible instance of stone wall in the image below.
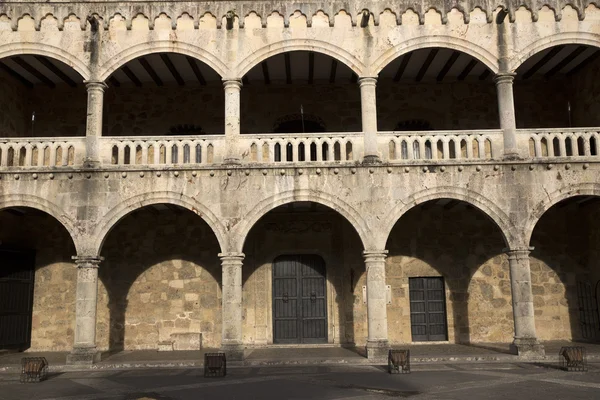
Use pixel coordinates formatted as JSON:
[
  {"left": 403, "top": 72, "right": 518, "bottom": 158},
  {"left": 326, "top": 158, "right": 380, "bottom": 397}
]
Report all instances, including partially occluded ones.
[
  {"left": 104, "top": 84, "right": 225, "bottom": 136},
  {"left": 96, "top": 207, "right": 222, "bottom": 351},
  {"left": 530, "top": 199, "right": 600, "bottom": 341},
  {"left": 385, "top": 202, "right": 513, "bottom": 344},
  {"left": 0, "top": 210, "right": 76, "bottom": 351},
  {"left": 0, "top": 68, "right": 27, "bottom": 137},
  {"left": 0, "top": 76, "right": 86, "bottom": 138},
  {"left": 571, "top": 56, "right": 600, "bottom": 128},
  {"left": 514, "top": 79, "right": 571, "bottom": 129},
  {"left": 242, "top": 208, "right": 367, "bottom": 346}
]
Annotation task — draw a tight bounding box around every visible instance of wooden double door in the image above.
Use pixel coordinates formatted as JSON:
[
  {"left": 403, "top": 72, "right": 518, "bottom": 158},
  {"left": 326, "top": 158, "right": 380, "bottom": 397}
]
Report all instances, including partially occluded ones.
[
  {"left": 0, "top": 249, "right": 36, "bottom": 350},
  {"left": 272, "top": 255, "right": 327, "bottom": 344},
  {"left": 409, "top": 277, "right": 449, "bottom": 342}
]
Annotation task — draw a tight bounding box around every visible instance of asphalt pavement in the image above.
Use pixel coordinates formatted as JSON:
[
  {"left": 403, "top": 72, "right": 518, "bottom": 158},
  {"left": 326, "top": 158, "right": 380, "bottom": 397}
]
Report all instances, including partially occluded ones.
[{"left": 0, "top": 362, "right": 599, "bottom": 400}]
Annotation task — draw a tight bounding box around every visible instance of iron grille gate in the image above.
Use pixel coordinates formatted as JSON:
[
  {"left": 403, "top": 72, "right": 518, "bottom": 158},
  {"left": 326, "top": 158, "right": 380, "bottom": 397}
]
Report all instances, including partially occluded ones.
[
  {"left": 0, "top": 249, "right": 36, "bottom": 350},
  {"left": 272, "top": 255, "right": 327, "bottom": 344},
  {"left": 577, "top": 281, "right": 600, "bottom": 341},
  {"left": 409, "top": 277, "right": 448, "bottom": 342}
]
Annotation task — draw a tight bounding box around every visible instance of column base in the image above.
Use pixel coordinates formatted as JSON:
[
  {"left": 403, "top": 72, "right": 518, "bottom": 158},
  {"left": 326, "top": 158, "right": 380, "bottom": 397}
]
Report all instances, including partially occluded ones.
[
  {"left": 66, "top": 347, "right": 101, "bottom": 365},
  {"left": 366, "top": 340, "right": 389, "bottom": 361},
  {"left": 223, "top": 157, "right": 242, "bottom": 165},
  {"left": 220, "top": 343, "right": 244, "bottom": 361},
  {"left": 510, "top": 338, "right": 545, "bottom": 358},
  {"left": 82, "top": 158, "right": 101, "bottom": 169},
  {"left": 502, "top": 151, "right": 523, "bottom": 161},
  {"left": 362, "top": 155, "right": 381, "bottom": 164}
]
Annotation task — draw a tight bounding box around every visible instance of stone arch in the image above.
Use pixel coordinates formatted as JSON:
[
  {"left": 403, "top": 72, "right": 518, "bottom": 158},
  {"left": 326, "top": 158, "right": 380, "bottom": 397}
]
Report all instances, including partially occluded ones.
[
  {"left": 371, "top": 36, "right": 500, "bottom": 76},
  {"left": 510, "top": 32, "right": 600, "bottom": 72},
  {"left": 380, "top": 187, "right": 517, "bottom": 249},
  {"left": 0, "top": 43, "right": 90, "bottom": 80},
  {"left": 232, "top": 190, "right": 372, "bottom": 252},
  {"left": 524, "top": 182, "right": 600, "bottom": 245},
  {"left": 98, "top": 41, "right": 229, "bottom": 81},
  {"left": 0, "top": 194, "right": 80, "bottom": 252},
  {"left": 91, "top": 191, "right": 227, "bottom": 256},
  {"left": 234, "top": 39, "right": 365, "bottom": 78}
]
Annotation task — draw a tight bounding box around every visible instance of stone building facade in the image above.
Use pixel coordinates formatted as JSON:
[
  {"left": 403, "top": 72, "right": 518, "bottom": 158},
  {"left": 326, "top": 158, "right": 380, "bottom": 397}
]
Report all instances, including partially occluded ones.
[{"left": 0, "top": 0, "right": 600, "bottom": 364}]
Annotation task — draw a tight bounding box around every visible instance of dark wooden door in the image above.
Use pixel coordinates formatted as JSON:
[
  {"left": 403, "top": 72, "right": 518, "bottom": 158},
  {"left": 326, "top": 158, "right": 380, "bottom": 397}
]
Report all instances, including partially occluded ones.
[
  {"left": 0, "top": 249, "right": 36, "bottom": 350},
  {"left": 273, "top": 255, "right": 327, "bottom": 344},
  {"left": 409, "top": 277, "right": 448, "bottom": 342}
]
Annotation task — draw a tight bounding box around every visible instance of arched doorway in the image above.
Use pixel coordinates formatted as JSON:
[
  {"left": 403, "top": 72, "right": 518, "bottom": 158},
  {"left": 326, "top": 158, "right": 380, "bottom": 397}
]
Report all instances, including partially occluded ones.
[
  {"left": 0, "top": 206, "right": 77, "bottom": 351},
  {"left": 242, "top": 201, "right": 366, "bottom": 346},
  {"left": 272, "top": 254, "right": 327, "bottom": 344},
  {"left": 529, "top": 195, "right": 600, "bottom": 342}
]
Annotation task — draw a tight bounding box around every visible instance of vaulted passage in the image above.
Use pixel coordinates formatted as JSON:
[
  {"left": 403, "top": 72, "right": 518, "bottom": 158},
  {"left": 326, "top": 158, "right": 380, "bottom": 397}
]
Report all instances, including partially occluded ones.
[
  {"left": 97, "top": 204, "right": 222, "bottom": 352},
  {"left": 530, "top": 196, "right": 600, "bottom": 342},
  {"left": 242, "top": 202, "right": 366, "bottom": 346},
  {"left": 386, "top": 199, "right": 509, "bottom": 344},
  {"left": 0, "top": 207, "right": 76, "bottom": 351},
  {"left": 515, "top": 44, "right": 600, "bottom": 129}
]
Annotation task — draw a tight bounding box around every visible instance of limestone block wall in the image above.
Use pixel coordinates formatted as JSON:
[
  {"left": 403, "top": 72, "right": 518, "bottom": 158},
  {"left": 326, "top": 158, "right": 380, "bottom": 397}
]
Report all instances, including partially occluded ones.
[
  {"left": 0, "top": 210, "right": 76, "bottom": 351},
  {"left": 385, "top": 204, "right": 513, "bottom": 344},
  {"left": 104, "top": 84, "right": 225, "bottom": 136},
  {"left": 530, "top": 201, "right": 600, "bottom": 341},
  {"left": 96, "top": 208, "right": 222, "bottom": 351},
  {"left": 242, "top": 210, "right": 367, "bottom": 346}
]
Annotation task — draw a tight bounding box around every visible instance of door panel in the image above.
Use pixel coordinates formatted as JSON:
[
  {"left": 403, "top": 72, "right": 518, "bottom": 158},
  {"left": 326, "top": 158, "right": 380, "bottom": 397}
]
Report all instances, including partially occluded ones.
[
  {"left": 0, "top": 249, "right": 36, "bottom": 350},
  {"left": 409, "top": 277, "right": 448, "bottom": 342},
  {"left": 273, "top": 255, "right": 327, "bottom": 344}
]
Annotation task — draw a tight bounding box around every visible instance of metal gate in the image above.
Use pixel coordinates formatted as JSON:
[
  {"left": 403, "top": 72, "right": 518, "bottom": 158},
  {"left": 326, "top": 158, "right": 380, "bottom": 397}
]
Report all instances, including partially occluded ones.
[
  {"left": 409, "top": 277, "right": 448, "bottom": 342},
  {"left": 577, "top": 281, "right": 600, "bottom": 341},
  {"left": 272, "top": 255, "right": 327, "bottom": 344},
  {"left": 0, "top": 249, "right": 36, "bottom": 350}
]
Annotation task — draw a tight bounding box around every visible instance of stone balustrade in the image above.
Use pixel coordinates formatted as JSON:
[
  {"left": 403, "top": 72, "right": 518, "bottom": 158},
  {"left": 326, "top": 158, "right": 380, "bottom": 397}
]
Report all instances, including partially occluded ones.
[
  {"left": 3, "top": 129, "right": 600, "bottom": 170},
  {"left": 101, "top": 136, "right": 225, "bottom": 166},
  {"left": 240, "top": 133, "right": 362, "bottom": 164},
  {"left": 0, "top": 137, "right": 85, "bottom": 168},
  {"left": 379, "top": 130, "right": 502, "bottom": 162},
  {"left": 523, "top": 128, "right": 600, "bottom": 159}
]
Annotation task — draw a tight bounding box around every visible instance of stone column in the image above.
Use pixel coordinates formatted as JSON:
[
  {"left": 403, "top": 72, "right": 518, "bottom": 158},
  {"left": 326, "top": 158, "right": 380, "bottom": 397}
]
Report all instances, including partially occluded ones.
[
  {"left": 494, "top": 73, "right": 520, "bottom": 159},
  {"left": 506, "top": 247, "right": 544, "bottom": 357},
  {"left": 219, "top": 252, "right": 244, "bottom": 360},
  {"left": 83, "top": 81, "right": 107, "bottom": 168},
  {"left": 359, "top": 77, "right": 380, "bottom": 163},
  {"left": 67, "top": 256, "right": 103, "bottom": 365},
  {"left": 223, "top": 79, "right": 242, "bottom": 165},
  {"left": 364, "top": 250, "right": 389, "bottom": 359}
]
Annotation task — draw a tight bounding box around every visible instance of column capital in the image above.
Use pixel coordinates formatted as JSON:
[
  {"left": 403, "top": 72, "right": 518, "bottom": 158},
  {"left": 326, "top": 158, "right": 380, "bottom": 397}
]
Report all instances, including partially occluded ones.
[
  {"left": 358, "top": 76, "right": 377, "bottom": 87},
  {"left": 219, "top": 252, "right": 245, "bottom": 262},
  {"left": 504, "top": 247, "right": 533, "bottom": 260},
  {"left": 223, "top": 79, "right": 243, "bottom": 90},
  {"left": 363, "top": 249, "right": 388, "bottom": 260},
  {"left": 493, "top": 72, "right": 516, "bottom": 85},
  {"left": 84, "top": 81, "right": 108, "bottom": 92},
  {"left": 72, "top": 256, "right": 103, "bottom": 268}
]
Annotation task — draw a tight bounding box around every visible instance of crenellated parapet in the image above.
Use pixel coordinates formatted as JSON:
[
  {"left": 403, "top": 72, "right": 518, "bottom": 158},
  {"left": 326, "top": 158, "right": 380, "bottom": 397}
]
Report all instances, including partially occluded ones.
[{"left": 1, "top": 1, "right": 600, "bottom": 31}]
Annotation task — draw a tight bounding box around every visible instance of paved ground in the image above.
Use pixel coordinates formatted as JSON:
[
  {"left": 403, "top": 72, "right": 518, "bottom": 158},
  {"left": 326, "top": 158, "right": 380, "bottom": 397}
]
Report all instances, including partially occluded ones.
[
  {"left": 0, "top": 362, "right": 599, "bottom": 400},
  {"left": 3, "top": 341, "right": 600, "bottom": 370}
]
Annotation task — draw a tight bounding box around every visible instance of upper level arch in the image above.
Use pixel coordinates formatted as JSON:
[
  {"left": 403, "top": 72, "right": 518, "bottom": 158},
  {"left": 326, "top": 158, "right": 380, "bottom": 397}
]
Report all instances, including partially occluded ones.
[
  {"left": 234, "top": 39, "right": 365, "bottom": 78},
  {"left": 91, "top": 191, "right": 227, "bottom": 257},
  {"left": 98, "top": 41, "right": 229, "bottom": 82},
  {"left": 0, "top": 43, "right": 90, "bottom": 81},
  {"left": 0, "top": 194, "right": 80, "bottom": 253},
  {"left": 380, "top": 187, "right": 518, "bottom": 250},
  {"left": 509, "top": 32, "right": 600, "bottom": 72},
  {"left": 371, "top": 36, "right": 500, "bottom": 76},
  {"left": 230, "top": 189, "right": 372, "bottom": 252}
]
